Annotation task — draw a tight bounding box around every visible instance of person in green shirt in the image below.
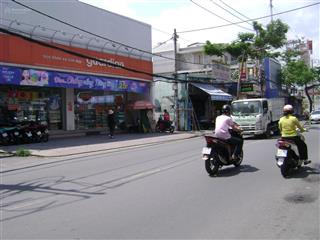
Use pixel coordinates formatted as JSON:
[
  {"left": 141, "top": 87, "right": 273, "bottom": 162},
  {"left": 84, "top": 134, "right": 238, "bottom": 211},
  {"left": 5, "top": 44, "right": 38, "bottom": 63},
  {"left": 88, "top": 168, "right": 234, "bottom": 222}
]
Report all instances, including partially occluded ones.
[{"left": 278, "top": 104, "right": 310, "bottom": 165}]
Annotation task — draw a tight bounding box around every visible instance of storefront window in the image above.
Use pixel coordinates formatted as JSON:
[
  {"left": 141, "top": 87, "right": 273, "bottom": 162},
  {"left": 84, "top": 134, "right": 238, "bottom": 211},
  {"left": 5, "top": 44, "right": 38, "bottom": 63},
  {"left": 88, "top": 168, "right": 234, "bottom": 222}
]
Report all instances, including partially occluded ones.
[
  {"left": 74, "top": 90, "right": 124, "bottom": 130},
  {"left": 0, "top": 86, "right": 63, "bottom": 130}
]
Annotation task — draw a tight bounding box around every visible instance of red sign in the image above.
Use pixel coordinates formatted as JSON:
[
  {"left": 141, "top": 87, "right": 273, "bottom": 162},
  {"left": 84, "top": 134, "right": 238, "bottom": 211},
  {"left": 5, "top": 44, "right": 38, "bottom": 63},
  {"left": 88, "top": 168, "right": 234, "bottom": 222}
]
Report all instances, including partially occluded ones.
[{"left": 0, "top": 35, "right": 153, "bottom": 81}]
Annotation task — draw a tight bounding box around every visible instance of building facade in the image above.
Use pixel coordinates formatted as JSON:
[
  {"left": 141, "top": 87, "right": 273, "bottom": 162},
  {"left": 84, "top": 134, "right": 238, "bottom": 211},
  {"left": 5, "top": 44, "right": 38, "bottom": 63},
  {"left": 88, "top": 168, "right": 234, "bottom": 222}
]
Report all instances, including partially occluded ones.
[
  {"left": 153, "top": 43, "right": 234, "bottom": 130},
  {"left": 0, "top": 0, "right": 153, "bottom": 134}
]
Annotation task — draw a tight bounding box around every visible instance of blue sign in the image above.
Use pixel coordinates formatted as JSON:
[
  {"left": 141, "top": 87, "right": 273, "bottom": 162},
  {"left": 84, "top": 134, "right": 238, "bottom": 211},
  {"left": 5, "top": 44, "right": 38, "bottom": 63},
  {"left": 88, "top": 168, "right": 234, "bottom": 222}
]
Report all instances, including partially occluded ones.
[{"left": 0, "top": 65, "right": 149, "bottom": 94}]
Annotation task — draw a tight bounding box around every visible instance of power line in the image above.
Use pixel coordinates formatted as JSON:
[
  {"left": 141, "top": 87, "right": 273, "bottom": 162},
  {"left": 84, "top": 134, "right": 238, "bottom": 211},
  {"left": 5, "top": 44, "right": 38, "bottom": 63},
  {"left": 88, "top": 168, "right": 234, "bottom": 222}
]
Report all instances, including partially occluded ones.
[
  {"left": 208, "top": 0, "right": 252, "bottom": 27},
  {"left": 217, "top": 0, "right": 251, "bottom": 21},
  {"left": 179, "top": 2, "right": 320, "bottom": 33},
  {"left": 9, "top": 0, "right": 209, "bottom": 67},
  {"left": 190, "top": 0, "right": 254, "bottom": 32},
  {"left": 0, "top": 26, "right": 175, "bottom": 81},
  {"left": 1, "top": 26, "right": 235, "bottom": 85},
  {"left": 152, "top": 37, "right": 173, "bottom": 50}
]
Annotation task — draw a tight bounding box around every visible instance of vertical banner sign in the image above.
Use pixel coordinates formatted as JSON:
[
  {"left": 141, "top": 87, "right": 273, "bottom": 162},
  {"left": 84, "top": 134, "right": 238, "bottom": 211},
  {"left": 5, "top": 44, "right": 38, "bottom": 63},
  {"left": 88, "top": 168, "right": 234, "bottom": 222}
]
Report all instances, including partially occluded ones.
[{"left": 239, "top": 61, "right": 247, "bottom": 81}]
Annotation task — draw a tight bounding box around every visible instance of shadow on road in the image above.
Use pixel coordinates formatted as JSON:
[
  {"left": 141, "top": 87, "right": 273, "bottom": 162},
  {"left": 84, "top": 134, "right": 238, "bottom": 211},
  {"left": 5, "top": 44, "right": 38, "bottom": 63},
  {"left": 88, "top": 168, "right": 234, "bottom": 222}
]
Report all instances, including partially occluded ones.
[
  {"left": 212, "top": 164, "right": 259, "bottom": 177},
  {"left": 285, "top": 163, "right": 320, "bottom": 181},
  {"left": 0, "top": 176, "right": 106, "bottom": 222}
]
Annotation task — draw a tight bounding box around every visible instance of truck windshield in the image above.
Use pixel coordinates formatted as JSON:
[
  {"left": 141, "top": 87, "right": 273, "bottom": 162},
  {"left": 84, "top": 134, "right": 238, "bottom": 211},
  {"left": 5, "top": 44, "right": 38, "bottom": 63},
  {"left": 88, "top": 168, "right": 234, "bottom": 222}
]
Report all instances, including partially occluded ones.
[{"left": 232, "top": 101, "right": 262, "bottom": 116}]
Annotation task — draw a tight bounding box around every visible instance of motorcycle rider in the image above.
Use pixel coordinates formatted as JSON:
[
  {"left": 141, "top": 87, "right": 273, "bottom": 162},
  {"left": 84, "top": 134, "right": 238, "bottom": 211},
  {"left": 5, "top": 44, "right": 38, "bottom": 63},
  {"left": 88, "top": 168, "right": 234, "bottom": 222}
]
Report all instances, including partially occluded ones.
[
  {"left": 214, "top": 104, "right": 243, "bottom": 160},
  {"left": 279, "top": 104, "right": 310, "bottom": 165}
]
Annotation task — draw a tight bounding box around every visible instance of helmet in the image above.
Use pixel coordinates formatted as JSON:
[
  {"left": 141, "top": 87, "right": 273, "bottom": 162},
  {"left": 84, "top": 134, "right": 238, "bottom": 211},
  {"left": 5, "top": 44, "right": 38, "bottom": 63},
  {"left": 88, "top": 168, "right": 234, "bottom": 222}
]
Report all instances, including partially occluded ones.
[
  {"left": 221, "top": 104, "right": 231, "bottom": 114},
  {"left": 283, "top": 104, "right": 293, "bottom": 114}
]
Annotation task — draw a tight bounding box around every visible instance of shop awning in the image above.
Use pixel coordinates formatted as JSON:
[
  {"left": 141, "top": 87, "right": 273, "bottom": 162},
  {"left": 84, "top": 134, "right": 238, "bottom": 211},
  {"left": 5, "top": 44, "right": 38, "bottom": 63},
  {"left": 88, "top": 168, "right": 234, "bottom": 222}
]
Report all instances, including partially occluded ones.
[
  {"left": 127, "top": 100, "right": 155, "bottom": 110},
  {"left": 191, "top": 83, "right": 233, "bottom": 101}
]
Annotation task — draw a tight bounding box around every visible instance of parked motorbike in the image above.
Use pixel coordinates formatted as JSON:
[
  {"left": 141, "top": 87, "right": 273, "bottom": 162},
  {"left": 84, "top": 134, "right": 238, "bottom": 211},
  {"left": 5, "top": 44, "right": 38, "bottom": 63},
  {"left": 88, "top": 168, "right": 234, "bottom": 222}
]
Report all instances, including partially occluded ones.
[
  {"left": 30, "top": 121, "right": 49, "bottom": 143},
  {"left": 156, "top": 120, "right": 175, "bottom": 133},
  {"left": 0, "top": 125, "right": 21, "bottom": 145},
  {"left": 275, "top": 130, "right": 306, "bottom": 178},
  {"left": 0, "top": 127, "right": 11, "bottom": 145},
  {"left": 202, "top": 129, "right": 244, "bottom": 176}
]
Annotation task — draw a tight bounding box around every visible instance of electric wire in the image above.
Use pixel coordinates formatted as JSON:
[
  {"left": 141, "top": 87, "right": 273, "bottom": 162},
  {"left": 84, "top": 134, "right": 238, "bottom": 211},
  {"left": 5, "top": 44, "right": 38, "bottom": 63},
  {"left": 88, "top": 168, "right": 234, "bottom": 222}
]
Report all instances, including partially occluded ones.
[
  {"left": 208, "top": 0, "right": 253, "bottom": 27},
  {"left": 179, "top": 2, "right": 320, "bottom": 33},
  {"left": 190, "top": 0, "right": 254, "bottom": 32},
  {"left": 0, "top": 26, "right": 280, "bottom": 87},
  {"left": 0, "top": 26, "right": 241, "bottom": 86},
  {"left": 9, "top": 0, "right": 204, "bottom": 67},
  {"left": 217, "top": 0, "right": 251, "bottom": 21}
]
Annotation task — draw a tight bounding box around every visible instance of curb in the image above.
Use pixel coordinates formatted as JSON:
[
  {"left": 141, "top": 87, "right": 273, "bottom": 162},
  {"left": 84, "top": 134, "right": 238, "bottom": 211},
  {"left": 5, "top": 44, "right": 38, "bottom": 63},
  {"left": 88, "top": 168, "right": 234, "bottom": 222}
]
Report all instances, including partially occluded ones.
[{"left": 30, "top": 134, "right": 200, "bottom": 157}]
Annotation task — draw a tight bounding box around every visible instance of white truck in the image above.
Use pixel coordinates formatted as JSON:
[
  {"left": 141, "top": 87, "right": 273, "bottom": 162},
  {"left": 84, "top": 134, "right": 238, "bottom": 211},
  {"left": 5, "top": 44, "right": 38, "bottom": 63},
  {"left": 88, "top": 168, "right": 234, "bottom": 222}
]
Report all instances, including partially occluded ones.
[{"left": 231, "top": 98, "right": 285, "bottom": 138}]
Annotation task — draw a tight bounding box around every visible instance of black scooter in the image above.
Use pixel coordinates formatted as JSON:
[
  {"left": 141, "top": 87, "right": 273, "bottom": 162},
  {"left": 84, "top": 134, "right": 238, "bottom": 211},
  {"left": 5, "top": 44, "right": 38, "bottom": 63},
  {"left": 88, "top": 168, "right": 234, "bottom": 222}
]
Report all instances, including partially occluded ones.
[{"left": 202, "top": 130, "right": 244, "bottom": 176}]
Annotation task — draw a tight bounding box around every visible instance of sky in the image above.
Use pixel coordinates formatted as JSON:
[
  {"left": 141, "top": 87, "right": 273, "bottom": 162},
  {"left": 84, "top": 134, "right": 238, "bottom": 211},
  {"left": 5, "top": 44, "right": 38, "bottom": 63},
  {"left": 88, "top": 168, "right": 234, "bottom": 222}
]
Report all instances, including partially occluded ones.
[{"left": 79, "top": 0, "right": 319, "bottom": 64}]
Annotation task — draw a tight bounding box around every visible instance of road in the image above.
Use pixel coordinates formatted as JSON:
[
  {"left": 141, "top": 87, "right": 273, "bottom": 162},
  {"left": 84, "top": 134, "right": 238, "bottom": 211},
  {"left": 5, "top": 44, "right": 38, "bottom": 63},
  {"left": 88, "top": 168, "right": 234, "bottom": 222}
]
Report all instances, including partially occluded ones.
[{"left": 1, "top": 126, "right": 319, "bottom": 239}]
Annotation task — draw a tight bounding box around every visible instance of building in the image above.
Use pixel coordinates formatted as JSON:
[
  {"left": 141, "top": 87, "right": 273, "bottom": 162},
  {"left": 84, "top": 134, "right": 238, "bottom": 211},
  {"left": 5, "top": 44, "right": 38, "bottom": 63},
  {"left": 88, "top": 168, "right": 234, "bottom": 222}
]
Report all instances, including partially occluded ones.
[
  {"left": 153, "top": 43, "right": 234, "bottom": 130},
  {"left": 0, "top": 0, "right": 153, "bottom": 134}
]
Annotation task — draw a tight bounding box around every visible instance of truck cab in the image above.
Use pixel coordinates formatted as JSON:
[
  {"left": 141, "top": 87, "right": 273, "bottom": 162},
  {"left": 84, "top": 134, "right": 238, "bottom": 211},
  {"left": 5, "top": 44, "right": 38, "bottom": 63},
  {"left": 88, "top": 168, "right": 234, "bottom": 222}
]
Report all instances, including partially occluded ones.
[{"left": 231, "top": 98, "right": 273, "bottom": 137}]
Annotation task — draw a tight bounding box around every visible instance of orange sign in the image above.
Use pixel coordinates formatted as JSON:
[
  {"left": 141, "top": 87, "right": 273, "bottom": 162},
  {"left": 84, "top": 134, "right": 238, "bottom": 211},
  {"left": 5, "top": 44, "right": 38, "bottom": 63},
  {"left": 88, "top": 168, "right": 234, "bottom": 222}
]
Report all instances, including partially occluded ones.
[{"left": 0, "top": 35, "right": 153, "bottom": 81}]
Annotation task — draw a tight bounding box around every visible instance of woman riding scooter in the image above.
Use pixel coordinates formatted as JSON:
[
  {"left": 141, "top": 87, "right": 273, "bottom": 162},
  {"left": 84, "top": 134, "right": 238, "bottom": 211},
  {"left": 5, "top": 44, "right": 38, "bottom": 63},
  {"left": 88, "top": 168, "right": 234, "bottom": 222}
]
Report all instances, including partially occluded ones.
[{"left": 278, "top": 104, "right": 310, "bottom": 165}]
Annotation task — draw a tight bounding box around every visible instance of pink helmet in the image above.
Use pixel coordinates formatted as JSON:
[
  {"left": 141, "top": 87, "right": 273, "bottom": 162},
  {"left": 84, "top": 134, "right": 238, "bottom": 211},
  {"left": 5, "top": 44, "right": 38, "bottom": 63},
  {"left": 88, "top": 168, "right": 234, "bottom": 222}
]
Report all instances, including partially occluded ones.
[{"left": 283, "top": 104, "right": 293, "bottom": 114}]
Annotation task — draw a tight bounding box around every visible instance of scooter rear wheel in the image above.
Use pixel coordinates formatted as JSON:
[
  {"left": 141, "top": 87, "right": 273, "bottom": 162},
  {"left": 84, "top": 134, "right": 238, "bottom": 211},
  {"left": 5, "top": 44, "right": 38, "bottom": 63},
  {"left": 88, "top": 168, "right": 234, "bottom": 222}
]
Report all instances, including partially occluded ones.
[
  {"left": 205, "top": 153, "right": 220, "bottom": 176},
  {"left": 233, "top": 150, "right": 243, "bottom": 167},
  {"left": 280, "top": 159, "right": 291, "bottom": 178}
]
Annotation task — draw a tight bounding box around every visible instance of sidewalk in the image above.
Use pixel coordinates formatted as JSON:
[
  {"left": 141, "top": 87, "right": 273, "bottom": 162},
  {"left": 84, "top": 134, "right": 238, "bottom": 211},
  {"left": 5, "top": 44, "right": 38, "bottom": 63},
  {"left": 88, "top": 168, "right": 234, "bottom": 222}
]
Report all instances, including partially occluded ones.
[{"left": 0, "top": 131, "right": 202, "bottom": 157}]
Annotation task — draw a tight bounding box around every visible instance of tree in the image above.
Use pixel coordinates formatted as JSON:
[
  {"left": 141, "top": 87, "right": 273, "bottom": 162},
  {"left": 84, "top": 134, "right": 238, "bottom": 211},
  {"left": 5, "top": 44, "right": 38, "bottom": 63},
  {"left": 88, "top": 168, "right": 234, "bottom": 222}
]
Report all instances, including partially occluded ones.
[
  {"left": 204, "top": 19, "right": 289, "bottom": 98},
  {"left": 282, "top": 60, "right": 320, "bottom": 112}
]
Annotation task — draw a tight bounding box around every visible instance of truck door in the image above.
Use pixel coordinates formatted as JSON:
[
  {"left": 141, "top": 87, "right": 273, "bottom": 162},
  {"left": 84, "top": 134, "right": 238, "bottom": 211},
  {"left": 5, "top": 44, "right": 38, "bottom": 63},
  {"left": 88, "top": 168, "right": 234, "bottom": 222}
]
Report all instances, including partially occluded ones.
[{"left": 262, "top": 100, "right": 269, "bottom": 130}]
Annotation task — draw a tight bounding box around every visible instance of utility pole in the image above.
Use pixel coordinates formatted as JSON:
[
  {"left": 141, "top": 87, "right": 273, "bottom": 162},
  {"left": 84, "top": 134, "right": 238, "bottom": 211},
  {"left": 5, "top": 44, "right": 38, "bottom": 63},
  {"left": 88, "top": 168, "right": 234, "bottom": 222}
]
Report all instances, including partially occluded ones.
[
  {"left": 173, "top": 28, "right": 179, "bottom": 130},
  {"left": 270, "top": 0, "right": 273, "bottom": 21}
]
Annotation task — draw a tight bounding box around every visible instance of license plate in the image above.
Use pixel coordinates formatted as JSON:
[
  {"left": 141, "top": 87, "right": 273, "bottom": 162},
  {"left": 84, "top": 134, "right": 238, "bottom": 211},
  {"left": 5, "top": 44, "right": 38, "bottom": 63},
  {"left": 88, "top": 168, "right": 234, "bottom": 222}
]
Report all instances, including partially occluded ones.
[
  {"left": 27, "top": 132, "right": 32, "bottom": 137},
  {"left": 202, "top": 147, "right": 211, "bottom": 155},
  {"left": 276, "top": 149, "right": 287, "bottom": 157}
]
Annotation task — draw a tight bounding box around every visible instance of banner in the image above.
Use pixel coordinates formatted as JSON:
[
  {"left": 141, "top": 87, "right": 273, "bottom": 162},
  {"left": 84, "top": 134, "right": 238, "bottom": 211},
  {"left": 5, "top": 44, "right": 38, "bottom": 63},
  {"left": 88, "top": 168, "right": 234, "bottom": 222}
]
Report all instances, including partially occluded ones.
[{"left": 0, "top": 65, "right": 149, "bottom": 94}]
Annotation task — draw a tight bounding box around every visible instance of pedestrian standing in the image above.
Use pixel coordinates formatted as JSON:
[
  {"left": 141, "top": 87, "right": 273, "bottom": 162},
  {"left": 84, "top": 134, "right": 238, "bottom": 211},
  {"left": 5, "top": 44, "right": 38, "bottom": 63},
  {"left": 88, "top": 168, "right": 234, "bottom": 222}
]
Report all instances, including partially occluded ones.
[{"left": 107, "top": 109, "right": 115, "bottom": 138}]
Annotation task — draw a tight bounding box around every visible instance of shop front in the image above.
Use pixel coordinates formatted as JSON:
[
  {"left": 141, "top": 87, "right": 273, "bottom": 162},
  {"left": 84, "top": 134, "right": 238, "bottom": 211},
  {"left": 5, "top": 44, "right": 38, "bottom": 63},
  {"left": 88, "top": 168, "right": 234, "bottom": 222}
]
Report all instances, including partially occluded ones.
[
  {"left": 188, "top": 83, "right": 233, "bottom": 130},
  {"left": 0, "top": 65, "right": 150, "bottom": 132},
  {"left": 0, "top": 35, "right": 153, "bottom": 134}
]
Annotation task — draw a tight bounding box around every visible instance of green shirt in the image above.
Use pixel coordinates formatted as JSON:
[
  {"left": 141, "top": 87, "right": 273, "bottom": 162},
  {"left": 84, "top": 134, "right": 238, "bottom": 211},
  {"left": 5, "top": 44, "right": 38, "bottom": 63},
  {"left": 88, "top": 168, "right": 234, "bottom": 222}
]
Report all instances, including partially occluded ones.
[{"left": 278, "top": 114, "right": 304, "bottom": 137}]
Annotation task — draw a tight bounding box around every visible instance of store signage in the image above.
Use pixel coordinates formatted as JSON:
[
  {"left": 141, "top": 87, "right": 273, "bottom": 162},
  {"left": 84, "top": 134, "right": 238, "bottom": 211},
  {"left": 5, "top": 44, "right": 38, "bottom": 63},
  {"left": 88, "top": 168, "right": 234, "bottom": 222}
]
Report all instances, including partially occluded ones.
[
  {"left": 0, "top": 65, "right": 149, "bottom": 94},
  {"left": 241, "top": 83, "right": 254, "bottom": 92},
  {"left": 0, "top": 35, "right": 153, "bottom": 81},
  {"left": 239, "top": 61, "right": 247, "bottom": 81}
]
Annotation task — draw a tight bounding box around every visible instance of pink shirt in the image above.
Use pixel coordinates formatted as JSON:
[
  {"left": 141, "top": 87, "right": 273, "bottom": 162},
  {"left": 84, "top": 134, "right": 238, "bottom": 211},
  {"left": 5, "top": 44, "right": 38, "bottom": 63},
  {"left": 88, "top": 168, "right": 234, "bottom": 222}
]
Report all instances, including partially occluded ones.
[{"left": 214, "top": 115, "right": 234, "bottom": 139}]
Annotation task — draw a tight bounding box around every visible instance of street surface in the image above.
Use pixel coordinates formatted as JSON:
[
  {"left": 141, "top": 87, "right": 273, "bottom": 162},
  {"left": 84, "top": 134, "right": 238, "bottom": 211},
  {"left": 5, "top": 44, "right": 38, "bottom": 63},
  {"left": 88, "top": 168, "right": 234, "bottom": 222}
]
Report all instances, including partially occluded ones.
[{"left": 1, "top": 126, "right": 319, "bottom": 239}]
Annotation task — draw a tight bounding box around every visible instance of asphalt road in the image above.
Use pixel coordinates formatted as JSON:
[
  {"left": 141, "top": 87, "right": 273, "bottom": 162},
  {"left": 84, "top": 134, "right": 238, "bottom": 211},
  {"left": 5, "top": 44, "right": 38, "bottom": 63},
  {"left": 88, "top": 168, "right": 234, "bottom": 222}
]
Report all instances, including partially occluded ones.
[{"left": 1, "top": 126, "right": 319, "bottom": 239}]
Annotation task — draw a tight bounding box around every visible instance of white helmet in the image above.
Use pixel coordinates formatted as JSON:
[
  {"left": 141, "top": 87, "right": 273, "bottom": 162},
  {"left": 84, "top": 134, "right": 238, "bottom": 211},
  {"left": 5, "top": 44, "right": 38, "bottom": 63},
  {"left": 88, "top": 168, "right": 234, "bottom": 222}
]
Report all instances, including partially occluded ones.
[{"left": 283, "top": 104, "right": 293, "bottom": 114}]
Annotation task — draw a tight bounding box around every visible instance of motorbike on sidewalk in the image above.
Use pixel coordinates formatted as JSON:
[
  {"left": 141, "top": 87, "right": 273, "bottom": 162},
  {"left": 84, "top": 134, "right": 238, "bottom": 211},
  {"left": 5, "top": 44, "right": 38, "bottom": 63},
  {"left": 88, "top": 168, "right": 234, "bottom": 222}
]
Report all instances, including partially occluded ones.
[
  {"left": 202, "top": 129, "right": 244, "bottom": 176},
  {"left": 275, "top": 130, "right": 306, "bottom": 178}
]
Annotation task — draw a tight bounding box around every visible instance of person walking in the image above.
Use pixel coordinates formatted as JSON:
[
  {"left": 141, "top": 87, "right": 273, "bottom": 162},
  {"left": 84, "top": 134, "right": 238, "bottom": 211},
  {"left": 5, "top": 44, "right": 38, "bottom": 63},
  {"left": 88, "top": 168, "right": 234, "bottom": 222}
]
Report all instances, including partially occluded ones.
[{"left": 107, "top": 109, "right": 115, "bottom": 138}]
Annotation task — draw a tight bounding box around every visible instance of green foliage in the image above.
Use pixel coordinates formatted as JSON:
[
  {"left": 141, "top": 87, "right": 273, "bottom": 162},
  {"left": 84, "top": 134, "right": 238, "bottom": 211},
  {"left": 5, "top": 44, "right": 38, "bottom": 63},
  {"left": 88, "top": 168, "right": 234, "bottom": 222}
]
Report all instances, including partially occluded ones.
[
  {"left": 15, "top": 148, "right": 31, "bottom": 157},
  {"left": 204, "top": 41, "right": 225, "bottom": 56},
  {"left": 282, "top": 60, "right": 314, "bottom": 86},
  {"left": 204, "top": 19, "right": 289, "bottom": 61}
]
